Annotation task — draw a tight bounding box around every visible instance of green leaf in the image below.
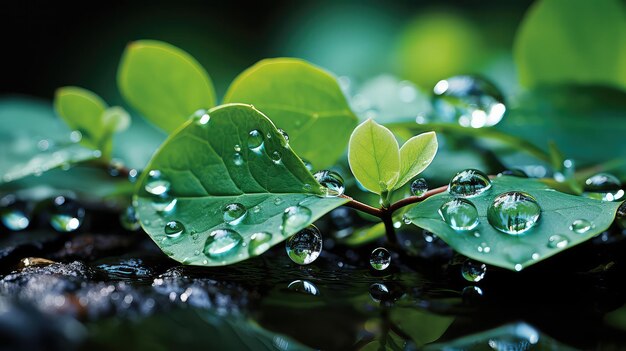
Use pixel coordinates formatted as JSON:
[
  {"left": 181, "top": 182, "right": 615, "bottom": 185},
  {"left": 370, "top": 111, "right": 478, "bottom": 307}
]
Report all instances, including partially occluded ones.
[
  {"left": 118, "top": 40, "right": 216, "bottom": 133},
  {"left": 223, "top": 58, "right": 358, "bottom": 169},
  {"left": 341, "top": 222, "right": 386, "bottom": 246},
  {"left": 514, "top": 0, "right": 626, "bottom": 89},
  {"left": 395, "top": 131, "right": 438, "bottom": 190},
  {"left": 348, "top": 119, "right": 400, "bottom": 194},
  {"left": 405, "top": 176, "right": 622, "bottom": 271},
  {"left": 390, "top": 308, "right": 454, "bottom": 347},
  {"left": 0, "top": 97, "right": 99, "bottom": 184},
  {"left": 135, "top": 103, "right": 347, "bottom": 266},
  {"left": 54, "top": 86, "right": 107, "bottom": 149}
]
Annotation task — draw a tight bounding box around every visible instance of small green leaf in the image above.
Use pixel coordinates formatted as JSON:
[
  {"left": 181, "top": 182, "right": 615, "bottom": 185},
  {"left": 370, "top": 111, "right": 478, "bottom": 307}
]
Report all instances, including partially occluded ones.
[
  {"left": 405, "top": 176, "right": 622, "bottom": 271},
  {"left": 135, "top": 104, "right": 347, "bottom": 266},
  {"left": 118, "top": 40, "right": 216, "bottom": 133},
  {"left": 514, "top": 0, "right": 626, "bottom": 89},
  {"left": 224, "top": 58, "right": 358, "bottom": 169},
  {"left": 348, "top": 119, "right": 400, "bottom": 194},
  {"left": 395, "top": 131, "right": 438, "bottom": 190},
  {"left": 54, "top": 86, "right": 107, "bottom": 149},
  {"left": 390, "top": 308, "right": 453, "bottom": 347},
  {"left": 102, "top": 106, "right": 131, "bottom": 134}
]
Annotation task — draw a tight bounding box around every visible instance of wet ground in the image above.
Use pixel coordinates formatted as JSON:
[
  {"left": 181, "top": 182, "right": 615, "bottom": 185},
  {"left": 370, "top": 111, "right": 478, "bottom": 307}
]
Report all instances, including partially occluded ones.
[{"left": 1, "top": 207, "right": 626, "bottom": 351}]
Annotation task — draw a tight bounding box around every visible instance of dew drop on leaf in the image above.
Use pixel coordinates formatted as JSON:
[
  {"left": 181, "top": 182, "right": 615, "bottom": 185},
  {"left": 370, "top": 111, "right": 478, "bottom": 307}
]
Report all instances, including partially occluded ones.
[
  {"left": 233, "top": 152, "right": 243, "bottom": 166},
  {"left": 164, "top": 220, "right": 184, "bottom": 238},
  {"left": 487, "top": 191, "right": 541, "bottom": 235},
  {"left": 582, "top": 173, "right": 624, "bottom": 201},
  {"left": 277, "top": 128, "right": 289, "bottom": 146},
  {"left": 313, "top": 170, "right": 345, "bottom": 197},
  {"left": 204, "top": 229, "right": 243, "bottom": 258},
  {"left": 448, "top": 169, "right": 492, "bottom": 198},
  {"left": 570, "top": 219, "right": 593, "bottom": 234},
  {"left": 270, "top": 150, "right": 282, "bottom": 164},
  {"left": 151, "top": 194, "right": 177, "bottom": 213},
  {"left": 282, "top": 205, "right": 312, "bottom": 234},
  {"left": 145, "top": 170, "right": 170, "bottom": 196},
  {"left": 222, "top": 203, "right": 247, "bottom": 225},
  {"left": 438, "top": 198, "right": 479, "bottom": 231},
  {"left": 248, "top": 232, "right": 272, "bottom": 256},
  {"left": 247, "top": 129, "right": 264, "bottom": 152},
  {"left": 285, "top": 225, "right": 322, "bottom": 265},
  {"left": 547, "top": 234, "right": 569, "bottom": 249},
  {"left": 369, "top": 247, "right": 391, "bottom": 270}
]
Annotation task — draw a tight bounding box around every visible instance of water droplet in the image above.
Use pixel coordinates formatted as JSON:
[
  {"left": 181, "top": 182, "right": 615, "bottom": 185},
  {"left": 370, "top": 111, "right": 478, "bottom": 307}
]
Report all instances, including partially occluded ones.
[
  {"left": 285, "top": 225, "right": 322, "bottom": 265},
  {"left": 583, "top": 173, "right": 624, "bottom": 201},
  {"left": 313, "top": 170, "right": 345, "bottom": 197},
  {"left": 270, "top": 150, "right": 282, "bottom": 164},
  {"left": 247, "top": 129, "right": 264, "bottom": 152},
  {"left": 277, "top": 128, "right": 289, "bottom": 146},
  {"left": 120, "top": 205, "right": 140, "bottom": 231},
  {"left": 616, "top": 202, "right": 626, "bottom": 229},
  {"left": 487, "top": 192, "right": 541, "bottom": 235},
  {"left": 252, "top": 205, "right": 261, "bottom": 214},
  {"left": 448, "top": 169, "right": 492, "bottom": 198},
  {"left": 369, "top": 247, "right": 391, "bottom": 270},
  {"left": 514, "top": 264, "right": 523, "bottom": 271},
  {"left": 248, "top": 232, "right": 273, "bottom": 256},
  {"left": 432, "top": 75, "right": 506, "bottom": 128},
  {"left": 548, "top": 234, "right": 569, "bottom": 249},
  {"left": 438, "top": 198, "right": 479, "bottom": 231},
  {"left": 222, "top": 203, "right": 247, "bottom": 225},
  {"left": 301, "top": 159, "right": 313, "bottom": 172},
  {"left": 234, "top": 144, "right": 241, "bottom": 152},
  {"left": 462, "top": 260, "right": 486, "bottom": 282},
  {"left": 204, "top": 229, "right": 243, "bottom": 257},
  {"left": 49, "top": 196, "right": 84, "bottom": 232},
  {"left": 151, "top": 194, "right": 177, "bottom": 213},
  {"left": 274, "top": 197, "right": 284, "bottom": 205},
  {"left": 282, "top": 206, "right": 312, "bottom": 234},
  {"left": 499, "top": 169, "right": 528, "bottom": 178},
  {"left": 477, "top": 242, "right": 491, "bottom": 254},
  {"left": 410, "top": 178, "right": 428, "bottom": 197},
  {"left": 570, "top": 219, "right": 592, "bottom": 234},
  {"left": 164, "top": 220, "right": 184, "bottom": 238},
  {"left": 128, "top": 169, "right": 140, "bottom": 183},
  {"left": 145, "top": 170, "right": 170, "bottom": 196},
  {"left": 369, "top": 283, "right": 391, "bottom": 302},
  {"left": 196, "top": 112, "right": 210, "bottom": 125},
  {"left": 69, "top": 130, "right": 82, "bottom": 143},
  {"left": 0, "top": 195, "right": 30, "bottom": 231},
  {"left": 287, "top": 280, "right": 319, "bottom": 296},
  {"left": 233, "top": 152, "right": 243, "bottom": 166}
]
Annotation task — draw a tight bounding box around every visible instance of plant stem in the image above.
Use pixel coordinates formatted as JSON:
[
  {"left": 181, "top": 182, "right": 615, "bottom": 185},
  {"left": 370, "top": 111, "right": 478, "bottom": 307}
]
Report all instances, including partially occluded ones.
[
  {"left": 340, "top": 195, "right": 383, "bottom": 217},
  {"left": 388, "top": 184, "right": 448, "bottom": 213},
  {"left": 381, "top": 211, "right": 397, "bottom": 244}
]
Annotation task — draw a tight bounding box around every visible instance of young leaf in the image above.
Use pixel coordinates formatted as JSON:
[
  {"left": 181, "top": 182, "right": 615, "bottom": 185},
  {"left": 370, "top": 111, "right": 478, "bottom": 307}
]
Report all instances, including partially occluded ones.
[
  {"left": 118, "top": 40, "right": 216, "bottom": 133},
  {"left": 135, "top": 103, "right": 347, "bottom": 266},
  {"left": 514, "top": 0, "right": 626, "bottom": 89},
  {"left": 348, "top": 119, "right": 400, "bottom": 194},
  {"left": 394, "top": 131, "right": 438, "bottom": 190},
  {"left": 54, "top": 86, "right": 107, "bottom": 150},
  {"left": 223, "top": 58, "right": 358, "bottom": 169},
  {"left": 405, "top": 176, "right": 622, "bottom": 271}
]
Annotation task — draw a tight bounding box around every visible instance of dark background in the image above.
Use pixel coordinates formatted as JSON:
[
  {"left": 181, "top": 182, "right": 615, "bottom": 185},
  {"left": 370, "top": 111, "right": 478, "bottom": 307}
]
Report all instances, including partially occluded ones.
[{"left": 1, "top": 0, "right": 533, "bottom": 104}]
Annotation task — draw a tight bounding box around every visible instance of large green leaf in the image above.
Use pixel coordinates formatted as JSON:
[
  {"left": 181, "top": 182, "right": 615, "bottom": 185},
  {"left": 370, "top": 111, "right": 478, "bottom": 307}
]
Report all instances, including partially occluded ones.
[
  {"left": 348, "top": 119, "right": 400, "bottom": 194},
  {"left": 0, "top": 97, "right": 98, "bottom": 184},
  {"left": 405, "top": 176, "right": 622, "bottom": 271},
  {"left": 514, "top": 0, "right": 626, "bottom": 89},
  {"left": 118, "top": 40, "right": 216, "bottom": 133},
  {"left": 223, "top": 58, "right": 358, "bottom": 169},
  {"left": 135, "top": 103, "right": 347, "bottom": 266}
]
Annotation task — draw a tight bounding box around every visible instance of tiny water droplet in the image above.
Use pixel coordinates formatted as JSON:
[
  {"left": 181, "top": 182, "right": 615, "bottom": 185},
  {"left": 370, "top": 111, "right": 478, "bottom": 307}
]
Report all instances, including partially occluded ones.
[
  {"left": 369, "top": 247, "right": 391, "bottom": 270},
  {"left": 248, "top": 232, "right": 273, "bottom": 256},
  {"left": 487, "top": 192, "right": 540, "bottom": 235},
  {"left": 438, "top": 198, "right": 479, "bottom": 231},
  {"left": 282, "top": 205, "right": 312, "bottom": 234},
  {"left": 285, "top": 225, "right": 322, "bottom": 265},
  {"left": 145, "top": 170, "right": 170, "bottom": 196},
  {"left": 287, "top": 280, "right": 319, "bottom": 296},
  {"left": 461, "top": 260, "right": 486, "bottom": 282},
  {"left": 448, "top": 169, "right": 492, "bottom": 198},
  {"left": 120, "top": 205, "right": 140, "bottom": 231},
  {"left": 164, "top": 220, "right": 184, "bottom": 238},
  {"left": 432, "top": 75, "right": 506, "bottom": 128},
  {"left": 532, "top": 252, "right": 540, "bottom": 260},
  {"left": 477, "top": 242, "right": 491, "bottom": 253},
  {"left": 204, "top": 229, "right": 243, "bottom": 257},
  {"left": 583, "top": 173, "right": 624, "bottom": 201},
  {"left": 233, "top": 152, "right": 243, "bottom": 166},
  {"left": 274, "top": 197, "right": 284, "bottom": 205},
  {"left": 234, "top": 144, "right": 241, "bottom": 152},
  {"left": 548, "top": 234, "right": 569, "bottom": 249},
  {"left": 270, "top": 150, "right": 282, "bottom": 164},
  {"left": 277, "top": 128, "right": 289, "bottom": 146},
  {"left": 313, "top": 170, "right": 345, "bottom": 197},
  {"left": 410, "top": 178, "right": 428, "bottom": 197},
  {"left": 49, "top": 196, "right": 84, "bottom": 232},
  {"left": 0, "top": 195, "right": 30, "bottom": 231},
  {"left": 570, "top": 219, "right": 592, "bottom": 234},
  {"left": 252, "top": 205, "right": 261, "bottom": 214},
  {"left": 222, "top": 203, "right": 247, "bottom": 225}
]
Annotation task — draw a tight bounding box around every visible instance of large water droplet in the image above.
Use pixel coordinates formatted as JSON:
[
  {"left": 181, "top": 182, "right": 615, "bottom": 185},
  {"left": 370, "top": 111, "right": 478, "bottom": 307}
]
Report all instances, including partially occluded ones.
[
  {"left": 151, "top": 194, "right": 177, "bottom": 213},
  {"left": 145, "top": 170, "right": 170, "bottom": 196},
  {"left": 0, "top": 195, "right": 30, "bottom": 231},
  {"left": 570, "top": 219, "right": 592, "bottom": 234},
  {"left": 313, "top": 170, "right": 345, "bottom": 197},
  {"left": 462, "top": 260, "right": 486, "bottom": 282},
  {"left": 247, "top": 130, "right": 264, "bottom": 152},
  {"left": 282, "top": 205, "right": 312, "bottom": 234},
  {"left": 204, "top": 229, "right": 243, "bottom": 257},
  {"left": 432, "top": 75, "right": 506, "bottom": 128},
  {"left": 285, "top": 225, "right": 322, "bottom": 265},
  {"left": 547, "top": 234, "right": 569, "bottom": 249},
  {"left": 164, "top": 220, "right": 184, "bottom": 238},
  {"left": 120, "top": 205, "right": 140, "bottom": 231},
  {"left": 248, "top": 232, "right": 273, "bottom": 256},
  {"left": 49, "top": 196, "right": 85, "bottom": 232},
  {"left": 270, "top": 150, "right": 282, "bottom": 164},
  {"left": 222, "top": 203, "right": 247, "bottom": 225},
  {"left": 369, "top": 247, "right": 391, "bottom": 270},
  {"left": 410, "top": 178, "right": 428, "bottom": 197},
  {"left": 487, "top": 192, "right": 541, "bottom": 235},
  {"left": 287, "top": 280, "right": 319, "bottom": 296},
  {"left": 438, "top": 198, "right": 479, "bottom": 231},
  {"left": 448, "top": 169, "right": 492, "bottom": 198},
  {"left": 583, "top": 173, "right": 624, "bottom": 201}
]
